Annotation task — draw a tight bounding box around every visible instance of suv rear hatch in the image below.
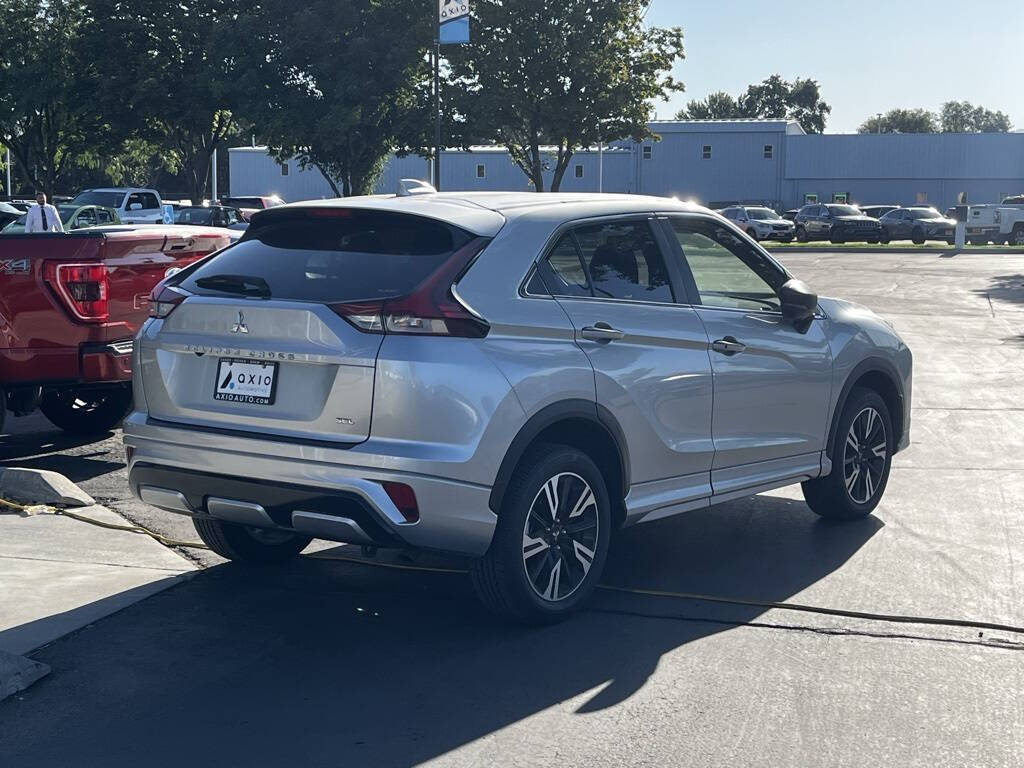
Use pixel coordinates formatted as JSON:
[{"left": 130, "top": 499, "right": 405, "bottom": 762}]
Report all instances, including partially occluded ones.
[{"left": 141, "top": 207, "right": 491, "bottom": 443}]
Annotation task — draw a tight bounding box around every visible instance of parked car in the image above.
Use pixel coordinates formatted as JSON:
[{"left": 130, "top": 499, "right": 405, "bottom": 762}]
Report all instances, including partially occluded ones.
[
  {"left": 68, "top": 187, "right": 164, "bottom": 224},
  {"left": 859, "top": 205, "right": 899, "bottom": 220},
  {"left": 0, "top": 226, "right": 229, "bottom": 434},
  {"left": 125, "top": 191, "right": 912, "bottom": 623},
  {"left": 173, "top": 205, "right": 244, "bottom": 229},
  {"left": 720, "top": 206, "right": 795, "bottom": 242},
  {"left": 878, "top": 207, "right": 956, "bottom": 245},
  {"left": 219, "top": 195, "right": 285, "bottom": 221},
  {"left": 794, "top": 203, "right": 882, "bottom": 243},
  {"left": 0, "top": 202, "right": 21, "bottom": 229},
  {"left": 0, "top": 204, "right": 120, "bottom": 234}
]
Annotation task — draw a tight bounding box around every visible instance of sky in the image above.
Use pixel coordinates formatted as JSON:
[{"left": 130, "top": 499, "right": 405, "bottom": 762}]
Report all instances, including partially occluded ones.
[{"left": 645, "top": 0, "right": 1022, "bottom": 133}]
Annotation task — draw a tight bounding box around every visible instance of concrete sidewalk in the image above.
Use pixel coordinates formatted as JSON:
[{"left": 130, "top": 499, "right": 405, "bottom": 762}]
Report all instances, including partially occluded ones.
[{"left": 0, "top": 502, "right": 197, "bottom": 657}]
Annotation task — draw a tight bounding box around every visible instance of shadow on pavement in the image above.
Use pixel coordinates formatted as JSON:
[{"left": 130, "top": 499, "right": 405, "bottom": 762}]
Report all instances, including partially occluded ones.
[{"left": 0, "top": 493, "right": 881, "bottom": 767}]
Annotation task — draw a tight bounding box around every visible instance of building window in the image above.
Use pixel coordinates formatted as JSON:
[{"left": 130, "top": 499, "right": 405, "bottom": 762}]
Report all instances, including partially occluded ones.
[
  {"left": 833, "top": 192, "right": 848, "bottom": 204},
  {"left": 280, "top": 163, "right": 289, "bottom": 176},
  {"left": 702, "top": 145, "right": 712, "bottom": 160},
  {"left": 642, "top": 146, "right": 652, "bottom": 160},
  {"left": 916, "top": 192, "right": 928, "bottom": 204},
  {"left": 763, "top": 144, "right": 773, "bottom": 159},
  {"left": 804, "top": 193, "right": 818, "bottom": 204},
  {"left": 574, "top": 164, "right": 584, "bottom": 179},
  {"left": 476, "top": 164, "right": 486, "bottom": 179}
]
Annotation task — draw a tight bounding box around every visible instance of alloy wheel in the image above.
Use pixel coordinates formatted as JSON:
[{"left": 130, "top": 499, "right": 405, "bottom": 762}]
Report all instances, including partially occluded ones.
[
  {"left": 521, "top": 472, "right": 600, "bottom": 602},
  {"left": 843, "top": 407, "right": 887, "bottom": 504}
]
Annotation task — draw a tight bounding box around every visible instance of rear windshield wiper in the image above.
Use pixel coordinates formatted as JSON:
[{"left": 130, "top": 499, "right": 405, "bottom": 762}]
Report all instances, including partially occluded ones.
[{"left": 193, "top": 274, "right": 272, "bottom": 298}]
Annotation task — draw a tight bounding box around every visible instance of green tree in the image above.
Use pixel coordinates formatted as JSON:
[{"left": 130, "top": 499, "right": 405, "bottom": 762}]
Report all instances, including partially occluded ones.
[
  {"left": 447, "top": 0, "right": 684, "bottom": 192},
  {"left": 237, "top": 0, "right": 433, "bottom": 197},
  {"left": 84, "top": 0, "right": 241, "bottom": 202},
  {"left": 940, "top": 100, "right": 1012, "bottom": 133},
  {"left": 676, "top": 75, "right": 830, "bottom": 133},
  {"left": 0, "top": 0, "right": 108, "bottom": 194},
  {"left": 858, "top": 108, "right": 937, "bottom": 134},
  {"left": 675, "top": 91, "right": 741, "bottom": 120}
]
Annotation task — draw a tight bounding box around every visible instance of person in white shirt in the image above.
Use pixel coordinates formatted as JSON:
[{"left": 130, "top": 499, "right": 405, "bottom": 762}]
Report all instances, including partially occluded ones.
[{"left": 24, "top": 193, "right": 64, "bottom": 234}]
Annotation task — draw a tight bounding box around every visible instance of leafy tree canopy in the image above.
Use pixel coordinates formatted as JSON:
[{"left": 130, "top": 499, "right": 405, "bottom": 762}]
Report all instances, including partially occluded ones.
[
  {"left": 675, "top": 75, "right": 831, "bottom": 134},
  {"left": 447, "top": 0, "right": 685, "bottom": 192}
]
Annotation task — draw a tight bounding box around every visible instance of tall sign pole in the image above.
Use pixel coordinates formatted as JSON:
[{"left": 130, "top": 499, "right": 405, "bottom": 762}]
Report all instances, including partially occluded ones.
[
  {"left": 4, "top": 148, "right": 10, "bottom": 197},
  {"left": 437, "top": 1, "right": 470, "bottom": 191}
]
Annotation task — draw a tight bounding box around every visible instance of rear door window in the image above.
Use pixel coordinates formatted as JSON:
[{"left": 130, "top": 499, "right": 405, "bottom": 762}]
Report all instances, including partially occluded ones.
[
  {"left": 573, "top": 220, "right": 674, "bottom": 303},
  {"left": 536, "top": 235, "right": 591, "bottom": 297},
  {"left": 176, "top": 210, "right": 474, "bottom": 304}
]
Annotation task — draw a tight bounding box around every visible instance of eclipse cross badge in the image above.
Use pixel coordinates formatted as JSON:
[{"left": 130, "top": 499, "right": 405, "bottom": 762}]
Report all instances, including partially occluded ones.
[{"left": 231, "top": 311, "right": 249, "bottom": 334}]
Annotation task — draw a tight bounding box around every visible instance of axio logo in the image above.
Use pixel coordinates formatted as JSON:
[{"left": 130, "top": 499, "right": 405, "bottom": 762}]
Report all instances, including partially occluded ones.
[{"left": 440, "top": 0, "right": 469, "bottom": 20}]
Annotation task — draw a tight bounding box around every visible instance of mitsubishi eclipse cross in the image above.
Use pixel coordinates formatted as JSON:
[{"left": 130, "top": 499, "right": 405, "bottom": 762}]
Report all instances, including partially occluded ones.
[{"left": 125, "top": 191, "right": 912, "bottom": 623}]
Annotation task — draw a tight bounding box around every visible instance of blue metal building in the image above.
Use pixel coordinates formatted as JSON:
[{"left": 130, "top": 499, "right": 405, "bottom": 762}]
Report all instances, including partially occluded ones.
[{"left": 228, "top": 119, "right": 1024, "bottom": 210}]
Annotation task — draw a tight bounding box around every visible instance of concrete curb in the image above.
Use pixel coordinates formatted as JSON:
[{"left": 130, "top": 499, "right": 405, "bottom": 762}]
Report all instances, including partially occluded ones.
[
  {"left": 0, "top": 650, "right": 50, "bottom": 703},
  {"left": 0, "top": 467, "right": 95, "bottom": 508},
  {"left": 769, "top": 246, "right": 1024, "bottom": 255}
]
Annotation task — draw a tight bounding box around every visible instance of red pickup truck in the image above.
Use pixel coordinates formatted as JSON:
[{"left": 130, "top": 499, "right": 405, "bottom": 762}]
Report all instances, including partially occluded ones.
[{"left": 0, "top": 227, "right": 229, "bottom": 434}]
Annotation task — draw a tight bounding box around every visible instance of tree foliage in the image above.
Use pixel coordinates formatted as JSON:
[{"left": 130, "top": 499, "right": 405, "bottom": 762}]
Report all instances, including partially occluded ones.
[
  {"left": 0, "top": 0, "right": 108, "bottom": 194},
  {"left": 84, "top": 0, "right": 241, "bottom": 202},
  {"left": 858, "top": 108, "right": 937, "bottom": 134},
  {"left": 447, "top": 0, "right": 684, "bottom": 192},
  {"left": 676, "top": 75, "right": 831, "bottom": 134},
  {"left": 236, "top": 0, "right": 433, "bottom": 197},
  {"left": 940, "top": 100, "right": 1012, "bottom": 133},
  {"left": 859, "top": 102, "right": 1011, "bottom": 135}
]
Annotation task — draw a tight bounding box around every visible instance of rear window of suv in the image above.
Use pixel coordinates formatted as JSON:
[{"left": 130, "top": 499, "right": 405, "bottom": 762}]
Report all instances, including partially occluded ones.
[{"left": 177, "top": 210, "right": 474, "bottom": 304}]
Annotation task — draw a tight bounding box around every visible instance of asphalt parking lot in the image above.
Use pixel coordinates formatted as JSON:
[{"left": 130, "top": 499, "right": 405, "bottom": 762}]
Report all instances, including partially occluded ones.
[{"left": 2, "top": 248, "right": 1023, "bottom": 766}]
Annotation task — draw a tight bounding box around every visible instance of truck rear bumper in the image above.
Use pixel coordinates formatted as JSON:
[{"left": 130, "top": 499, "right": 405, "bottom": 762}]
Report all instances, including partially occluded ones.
[{"left": 0, "top": 340, "right": 133, "bottom": 386}]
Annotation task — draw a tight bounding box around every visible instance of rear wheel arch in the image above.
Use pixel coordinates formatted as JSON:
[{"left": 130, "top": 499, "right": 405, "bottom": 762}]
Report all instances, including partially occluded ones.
[
  {"left": 489, "top": 400, "right": 629, "bottom": 527},
  {"left": 826, "top": 359, "right": 904, "bottom": 461}
]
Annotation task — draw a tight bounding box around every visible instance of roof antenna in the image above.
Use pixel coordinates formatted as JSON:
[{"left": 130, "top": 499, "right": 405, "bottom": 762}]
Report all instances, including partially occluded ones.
[{"left": 397, "top": 179, "right": 437, "bottom": 197}]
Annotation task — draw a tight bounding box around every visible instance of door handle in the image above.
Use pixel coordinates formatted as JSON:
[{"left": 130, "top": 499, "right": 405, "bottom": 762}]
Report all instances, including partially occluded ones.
[
  {"left": 580, "top": 324, "right": 625, "bottom": 342},
  {"left": 711, "top": 336, "right": 746, "bottom": 356}
]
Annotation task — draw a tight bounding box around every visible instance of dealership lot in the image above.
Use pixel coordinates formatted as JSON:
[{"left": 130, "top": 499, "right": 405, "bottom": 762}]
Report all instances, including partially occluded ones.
[{"left": 1, "top": 248, "right": 1023, "bottom": 766}]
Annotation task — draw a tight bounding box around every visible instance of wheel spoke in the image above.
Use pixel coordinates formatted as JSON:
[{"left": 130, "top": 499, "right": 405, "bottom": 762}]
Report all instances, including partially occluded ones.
[
  {"left": 863, "top": 468, "right": 874, "bottom": 500},
  {"left": 871, "top": 442, "right": 887, "bottom": 459},
  {"left": 572, "top": 540, "right": 595, "bottom": 576},
  {"left": 523, "top": 533, "right": 549, "bottom": 560},
  {"left": 541, "top": 477, "right": 559, "bottom": 523},
  {"left": 845, "top": 465, "right": 860, "bottom": 494},
  {"left": 846, "top": 432, "right": 860, "bottom": 452},
  {"left": 567, "top": 486, "right": 595, "bottom": 519},
  {"left": 541, "top": 559, "right": 562, "bottom": 600}
]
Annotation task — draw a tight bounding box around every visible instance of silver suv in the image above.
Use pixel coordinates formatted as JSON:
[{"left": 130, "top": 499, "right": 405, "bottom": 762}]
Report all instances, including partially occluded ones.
[{"left": 125, "top": 193, "right": 912, "bottom": 623}]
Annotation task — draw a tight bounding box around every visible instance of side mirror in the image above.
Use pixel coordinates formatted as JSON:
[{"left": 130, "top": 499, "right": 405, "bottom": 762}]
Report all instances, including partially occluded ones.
[{"left": 779, "top": 278, "right": 818, "bottom": 331}]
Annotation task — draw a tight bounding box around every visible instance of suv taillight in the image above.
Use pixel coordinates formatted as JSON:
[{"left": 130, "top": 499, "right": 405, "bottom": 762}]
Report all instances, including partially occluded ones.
[
  {"left": 149, "top": 283, "right": 189, "bottom": 318},
  {"left": 330, "top": 237, "right": 490, "bottom": 338},
  {"left": 44, "top": 262, "right": 109, "bottom": 322}
]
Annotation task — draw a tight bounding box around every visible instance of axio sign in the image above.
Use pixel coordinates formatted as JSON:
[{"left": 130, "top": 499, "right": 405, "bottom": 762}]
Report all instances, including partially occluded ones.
[{"left": 439, "top": 0, "right": 469, "bottom": 44}]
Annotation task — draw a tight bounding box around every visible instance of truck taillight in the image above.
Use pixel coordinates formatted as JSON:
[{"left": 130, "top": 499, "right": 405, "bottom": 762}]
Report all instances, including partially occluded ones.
[{"left": 44, "top": 262, "right": 109, "bottom": 322}]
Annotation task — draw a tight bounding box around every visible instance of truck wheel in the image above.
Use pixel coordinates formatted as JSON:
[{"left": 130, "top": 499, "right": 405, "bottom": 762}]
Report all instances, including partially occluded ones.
[
  {"left": 911, "top": 227, "right": 925, "bottom": 245},
  {"left": 1012, "top": 226, "right": 1024, "bottom": 246},
  {"left": 193, "top": 518, "right": 312, "bottom": 564},
  {"left": 39, "top": 385, "right": 132, "bottom": 434}
]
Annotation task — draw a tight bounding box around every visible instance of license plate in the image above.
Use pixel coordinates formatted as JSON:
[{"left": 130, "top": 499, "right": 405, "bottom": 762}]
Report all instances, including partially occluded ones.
[
  {"left": 214, "top": 359, "right": 278, "bottom": 405},
  {"left": 968, "top": 228, "right": 982, "bottom": 234}
]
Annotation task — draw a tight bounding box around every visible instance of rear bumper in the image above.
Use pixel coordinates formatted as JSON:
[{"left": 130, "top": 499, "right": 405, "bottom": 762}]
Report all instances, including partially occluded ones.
[
  {"left": 0, "top": 340, "right": 133, "bottom": 386},
  {"left": 124, "top": 419, "right": 497, "bottom": 557}
]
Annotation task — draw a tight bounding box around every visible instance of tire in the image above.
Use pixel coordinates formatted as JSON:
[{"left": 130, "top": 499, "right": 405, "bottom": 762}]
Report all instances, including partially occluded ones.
[
  {"left": 911, "top": 227, "right": 925, "bottom": 245},
  {"left": 193, "top": 518, "right": 312, "bottom": 564},
  {"left": 746, "top": 228, "right": 759, "bottom": 242},
  {"left": 830, "top": 232, "right": 844, "bottom": 244},
  {"left": 39, "top": 384, "right": 132, "bottom": 434},
  {"left": 796, "top": 226, "right": 808, "bottom": 243},
  {"left": 470, "top": 444, "right": 612, "bottom": 624},
  {"left": 866, "top": 237, "right": 879, "bottom": 245},
  {"left": 1011, "top": 226, "right": 1024, "bottom": 246},
  {"left": 879, "top": 229, "right": 890, "bottom": 245},
  {"left": 781, "top": 236, "right": 793, "bottom": 244},
  {"left": 802, "top": 387, "right": 893, "bottom": 521}
]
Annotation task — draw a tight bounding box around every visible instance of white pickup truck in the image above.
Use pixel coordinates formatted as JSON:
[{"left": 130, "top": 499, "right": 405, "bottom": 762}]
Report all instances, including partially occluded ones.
[
  {"left": 963, "top": 196, "right": 1024, "bottom": 246},
  {"left": 67, "top": 188, "right": 164, "bottom": 224}
]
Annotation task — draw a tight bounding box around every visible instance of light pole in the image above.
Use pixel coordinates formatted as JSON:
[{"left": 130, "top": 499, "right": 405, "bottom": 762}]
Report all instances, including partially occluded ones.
[
  {"left": 4, "top": 147, "right": 10, "bottom": 197},
  {"left": 211, "top": 148, "right": 218, "bottom": 202}
]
